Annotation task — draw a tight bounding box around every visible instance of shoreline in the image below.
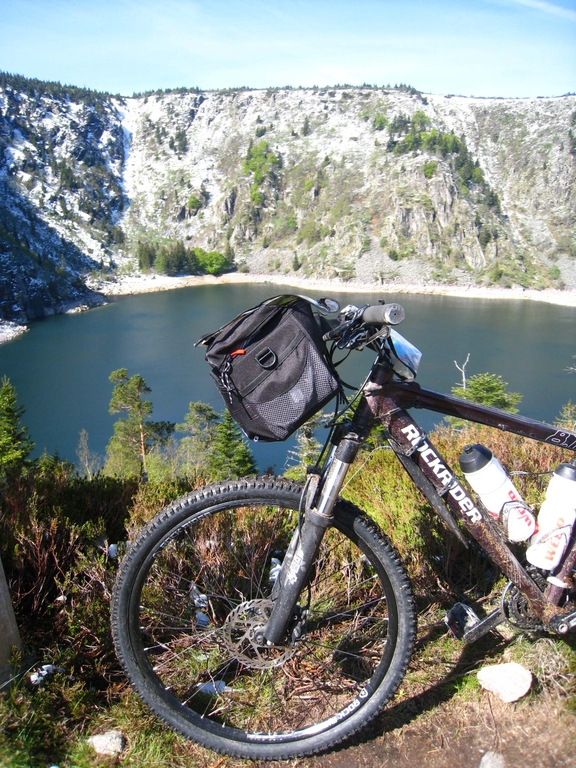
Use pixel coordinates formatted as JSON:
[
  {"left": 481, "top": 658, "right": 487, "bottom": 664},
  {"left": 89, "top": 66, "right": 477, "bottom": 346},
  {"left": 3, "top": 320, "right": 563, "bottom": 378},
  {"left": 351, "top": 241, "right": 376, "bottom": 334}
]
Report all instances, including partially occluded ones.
[
  {"left": 2, "top": 272, "right": 576, "bottom": 346},
  {"left": 0, "top": 321, "right": 30, "bottom": 345},
  {"left": 96, "top": 271, "right": 576, "bottom": 307}
]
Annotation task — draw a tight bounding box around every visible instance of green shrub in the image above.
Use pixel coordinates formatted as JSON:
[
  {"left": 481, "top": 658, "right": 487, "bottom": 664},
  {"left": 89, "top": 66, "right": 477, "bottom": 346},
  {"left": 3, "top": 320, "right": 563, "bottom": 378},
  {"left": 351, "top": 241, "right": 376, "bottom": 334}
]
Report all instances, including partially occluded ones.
[
  {"left": 242, "top": 140, "right": 279, "bottom": 184},
  {"left": 249, "top": 182, "right": 263, "bottom": 206},
  {"left": 194, "top": 247, "right": 232, "bottom": 276},
  {"left": 373, "top": 113, "right": 388, "bottom": 131},
  {"left": 187, "top": 194, "right": 202, "bottom": 211},
  {"left": 296, "top": 219, "right": 322, "bottom": 245},
  {"left": 272, "top": 213, "right": 297, "bottom": 239}
]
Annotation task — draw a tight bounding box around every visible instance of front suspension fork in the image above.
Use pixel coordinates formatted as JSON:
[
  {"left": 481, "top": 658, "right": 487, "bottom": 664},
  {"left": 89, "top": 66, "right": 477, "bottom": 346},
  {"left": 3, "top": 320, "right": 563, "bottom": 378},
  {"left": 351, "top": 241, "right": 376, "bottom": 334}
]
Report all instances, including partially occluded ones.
[{"left": 263, "top": 435, "right": 362, "bottom": 645}]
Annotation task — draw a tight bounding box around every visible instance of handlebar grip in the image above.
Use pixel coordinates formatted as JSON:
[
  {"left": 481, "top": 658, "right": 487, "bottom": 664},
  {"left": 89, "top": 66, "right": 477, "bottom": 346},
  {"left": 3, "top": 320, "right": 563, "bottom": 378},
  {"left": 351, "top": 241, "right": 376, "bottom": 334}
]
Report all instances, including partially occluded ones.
[{"left": 361, "top": 303, "right": 405, "bottom": 326}]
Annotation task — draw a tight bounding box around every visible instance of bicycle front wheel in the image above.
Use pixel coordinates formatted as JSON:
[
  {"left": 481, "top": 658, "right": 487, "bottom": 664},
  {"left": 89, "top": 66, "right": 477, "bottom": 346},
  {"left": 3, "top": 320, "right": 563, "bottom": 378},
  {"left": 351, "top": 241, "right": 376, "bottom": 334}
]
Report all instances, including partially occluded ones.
[{"left": 111, "top": 477, "right": 416, "bottom": 760}]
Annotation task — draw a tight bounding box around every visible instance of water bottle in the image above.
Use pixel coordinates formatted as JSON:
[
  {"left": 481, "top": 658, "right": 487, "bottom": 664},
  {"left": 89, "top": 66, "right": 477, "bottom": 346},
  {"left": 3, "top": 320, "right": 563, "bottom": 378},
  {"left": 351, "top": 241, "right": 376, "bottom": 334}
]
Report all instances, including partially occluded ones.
[
  {"left": 459, "top": 444, "right": 536, "bottom": 542},
  {"left": 526, "top": 462, "right": 576, "bottom": 571}
]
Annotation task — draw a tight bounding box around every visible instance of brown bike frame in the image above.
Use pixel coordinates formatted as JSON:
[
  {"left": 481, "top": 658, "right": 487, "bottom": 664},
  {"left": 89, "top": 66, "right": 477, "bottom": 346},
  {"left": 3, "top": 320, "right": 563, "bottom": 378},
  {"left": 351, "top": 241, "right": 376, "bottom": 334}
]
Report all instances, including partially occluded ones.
[{"left": 350, "top": 364, "right": 576, "bottom": 627}]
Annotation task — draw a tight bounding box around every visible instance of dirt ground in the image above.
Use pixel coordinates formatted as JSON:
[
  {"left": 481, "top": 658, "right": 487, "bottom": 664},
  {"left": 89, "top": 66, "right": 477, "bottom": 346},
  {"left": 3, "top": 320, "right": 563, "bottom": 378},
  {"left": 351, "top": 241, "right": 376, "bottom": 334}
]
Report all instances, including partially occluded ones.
[
  {"left": 303, "top": 692, "right": 576, "bottom": 768},
  {"left": 255, "top": 627, "right": 576, "bottom": 768},
  {"left": 249, "top": 690, "right": 575, "bottom": 768}
]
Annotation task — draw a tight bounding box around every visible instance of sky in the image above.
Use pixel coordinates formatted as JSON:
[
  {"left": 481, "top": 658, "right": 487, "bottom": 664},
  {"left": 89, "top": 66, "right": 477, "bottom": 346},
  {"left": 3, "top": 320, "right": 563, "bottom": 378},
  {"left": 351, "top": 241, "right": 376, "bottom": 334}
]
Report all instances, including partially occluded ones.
[{"left": 1, "top": 0, "right": 575, "bottom": 98}]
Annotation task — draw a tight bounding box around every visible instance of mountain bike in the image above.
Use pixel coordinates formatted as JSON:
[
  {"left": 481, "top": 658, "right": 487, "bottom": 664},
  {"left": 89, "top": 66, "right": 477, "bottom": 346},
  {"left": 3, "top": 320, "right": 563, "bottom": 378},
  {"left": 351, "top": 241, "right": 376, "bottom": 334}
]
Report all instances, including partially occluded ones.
[{"left": 110, "top": 297, "right": 576, "bottom": 761}]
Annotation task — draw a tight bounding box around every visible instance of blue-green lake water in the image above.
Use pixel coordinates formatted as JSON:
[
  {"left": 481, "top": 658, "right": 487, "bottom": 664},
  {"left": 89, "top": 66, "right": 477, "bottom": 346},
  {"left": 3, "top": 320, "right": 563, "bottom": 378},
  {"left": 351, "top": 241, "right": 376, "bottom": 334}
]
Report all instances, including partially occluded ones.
[{"left": 1, "top": 284, "right": 575, "bottom": 473}]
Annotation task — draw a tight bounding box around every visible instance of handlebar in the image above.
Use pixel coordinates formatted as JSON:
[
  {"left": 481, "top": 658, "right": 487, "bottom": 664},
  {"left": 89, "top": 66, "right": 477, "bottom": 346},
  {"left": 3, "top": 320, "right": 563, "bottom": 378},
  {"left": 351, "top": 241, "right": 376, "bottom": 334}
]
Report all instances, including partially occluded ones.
[
  {"left": 323, "top": 301, "right": 405, "bottom": 348},
  {"left": 361, "top": 303, "right": 405, "bottom": 327}
]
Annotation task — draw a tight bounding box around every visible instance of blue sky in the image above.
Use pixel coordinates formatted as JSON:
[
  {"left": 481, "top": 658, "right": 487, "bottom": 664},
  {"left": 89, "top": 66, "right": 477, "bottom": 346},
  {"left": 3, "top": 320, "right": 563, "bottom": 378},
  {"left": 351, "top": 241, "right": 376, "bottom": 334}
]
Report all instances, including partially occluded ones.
[{"left": 1, "top": 0, "right": 574, "bottom": 97}]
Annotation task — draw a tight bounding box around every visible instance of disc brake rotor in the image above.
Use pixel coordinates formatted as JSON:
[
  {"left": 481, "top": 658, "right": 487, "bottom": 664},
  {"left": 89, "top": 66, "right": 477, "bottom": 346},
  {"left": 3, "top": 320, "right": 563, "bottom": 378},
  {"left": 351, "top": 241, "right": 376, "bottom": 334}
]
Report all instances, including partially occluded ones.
[{"left": 222, "top": 599, "right": 299, "bottom": 670}]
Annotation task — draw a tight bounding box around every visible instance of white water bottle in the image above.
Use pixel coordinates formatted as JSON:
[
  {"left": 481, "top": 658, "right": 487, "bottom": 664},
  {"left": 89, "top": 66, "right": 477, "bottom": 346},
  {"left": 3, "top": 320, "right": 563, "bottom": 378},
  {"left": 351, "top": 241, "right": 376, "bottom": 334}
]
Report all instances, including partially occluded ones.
[
  {"left": 459, "top": 444, "right": 536, "bottom": 542},
  {"left": 526, "top": 463, "right": 576, "bottom": 571}
]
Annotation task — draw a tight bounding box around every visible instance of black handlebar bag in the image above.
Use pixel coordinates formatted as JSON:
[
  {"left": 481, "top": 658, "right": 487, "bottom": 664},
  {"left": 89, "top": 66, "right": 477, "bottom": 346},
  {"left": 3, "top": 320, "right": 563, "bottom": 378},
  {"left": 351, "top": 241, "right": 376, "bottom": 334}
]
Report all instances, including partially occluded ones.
[{"left": 196, "top": 295, "right": 341, "bottom": 441}]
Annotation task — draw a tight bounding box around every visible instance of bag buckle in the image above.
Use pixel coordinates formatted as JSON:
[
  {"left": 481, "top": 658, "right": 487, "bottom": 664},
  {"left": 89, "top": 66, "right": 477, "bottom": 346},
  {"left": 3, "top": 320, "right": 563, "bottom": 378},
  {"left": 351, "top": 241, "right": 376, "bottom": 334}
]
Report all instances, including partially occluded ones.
[{"left": 255, "top": 347, "right": 278, "bottom": 369}]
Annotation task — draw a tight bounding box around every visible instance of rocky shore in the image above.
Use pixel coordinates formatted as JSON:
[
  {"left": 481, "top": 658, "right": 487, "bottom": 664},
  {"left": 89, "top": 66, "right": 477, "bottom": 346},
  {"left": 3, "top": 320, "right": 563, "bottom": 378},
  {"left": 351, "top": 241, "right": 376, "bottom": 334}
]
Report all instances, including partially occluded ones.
[{"left": 0, "top": 321, "right": 29, "bottom": 345}]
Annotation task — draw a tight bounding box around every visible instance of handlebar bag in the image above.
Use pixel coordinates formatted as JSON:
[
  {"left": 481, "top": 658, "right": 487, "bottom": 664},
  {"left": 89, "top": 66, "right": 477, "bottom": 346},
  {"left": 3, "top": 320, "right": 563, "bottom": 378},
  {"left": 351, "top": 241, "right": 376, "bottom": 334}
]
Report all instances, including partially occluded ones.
[{"left": 196, "top": 295, "right": 341, "bottom": 441}]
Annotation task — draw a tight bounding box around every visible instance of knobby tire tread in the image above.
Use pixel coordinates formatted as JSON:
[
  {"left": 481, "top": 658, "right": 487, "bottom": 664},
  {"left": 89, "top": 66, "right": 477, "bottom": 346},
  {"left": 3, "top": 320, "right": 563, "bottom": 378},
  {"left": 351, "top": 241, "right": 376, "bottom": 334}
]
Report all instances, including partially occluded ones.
[{"left": 111, "top": 476, "right": 416, "bottom": 760}]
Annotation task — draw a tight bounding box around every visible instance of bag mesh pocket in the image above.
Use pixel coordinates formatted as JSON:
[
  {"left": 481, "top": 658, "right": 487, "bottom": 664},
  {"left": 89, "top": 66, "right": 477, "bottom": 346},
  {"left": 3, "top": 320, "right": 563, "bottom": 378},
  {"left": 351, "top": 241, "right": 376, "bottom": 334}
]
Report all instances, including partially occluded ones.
[{"left": 247, "top": 342, "right": 337, "bottom": 440}]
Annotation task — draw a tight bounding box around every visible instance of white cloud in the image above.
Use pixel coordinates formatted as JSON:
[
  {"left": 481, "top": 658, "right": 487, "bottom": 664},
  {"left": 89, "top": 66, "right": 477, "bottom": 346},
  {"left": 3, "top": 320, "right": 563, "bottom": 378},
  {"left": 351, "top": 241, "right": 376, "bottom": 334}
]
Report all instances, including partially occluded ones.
[{"left": 506, "top": 0, "right": 576, "bottom": 21}]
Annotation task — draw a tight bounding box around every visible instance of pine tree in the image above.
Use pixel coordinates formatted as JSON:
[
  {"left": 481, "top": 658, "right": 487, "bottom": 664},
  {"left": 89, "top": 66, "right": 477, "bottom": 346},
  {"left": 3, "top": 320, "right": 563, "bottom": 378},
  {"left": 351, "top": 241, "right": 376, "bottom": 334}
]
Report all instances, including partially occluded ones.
[
  {"left": 176, "top": 401, "right": 220, "bottom": 478},
  {"left": 452, "top": 372, "right": 522, "bottom": 412},
  {"left": 0, "top": 376, "right": 34, "bottom": 476},
  {"left": 208, "top": 410, "right": 257, "bottom": 480},
  {"left": 555, "top": 401, "right": 576, "bottom": 430},
  {"left": 449, "top": 372, "right": 522, "bottom": 428},
  {"left": 104, "top": 368, "right": 174, "bottom": 479}
]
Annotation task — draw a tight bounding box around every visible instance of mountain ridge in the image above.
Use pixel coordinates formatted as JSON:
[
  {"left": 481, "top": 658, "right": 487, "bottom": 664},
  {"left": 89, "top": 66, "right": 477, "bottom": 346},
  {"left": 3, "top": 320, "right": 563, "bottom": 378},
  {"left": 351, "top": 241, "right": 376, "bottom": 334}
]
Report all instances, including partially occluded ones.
[{"left": 1, "top": 73, "right": 574, "bottom": 322}]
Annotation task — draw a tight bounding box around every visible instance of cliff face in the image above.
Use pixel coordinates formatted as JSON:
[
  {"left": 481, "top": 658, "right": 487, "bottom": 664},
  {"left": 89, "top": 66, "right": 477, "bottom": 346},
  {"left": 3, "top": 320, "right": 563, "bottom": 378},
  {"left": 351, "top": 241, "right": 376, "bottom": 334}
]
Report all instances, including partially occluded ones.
[
  {"left": 122, "top": 88, "right": 575, "bottom": 289},
  {"left": 1, "top": 75, "right": 575, "bottom": 320},
  {"left": 0, "top": 77, "right": 126, "bottom": 320}
]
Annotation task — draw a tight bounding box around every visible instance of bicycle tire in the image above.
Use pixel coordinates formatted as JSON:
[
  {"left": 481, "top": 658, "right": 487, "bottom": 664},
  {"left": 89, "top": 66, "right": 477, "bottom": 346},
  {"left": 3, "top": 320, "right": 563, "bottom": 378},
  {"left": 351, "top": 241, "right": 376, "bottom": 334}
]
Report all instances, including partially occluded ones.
[{"left": 111, "top": 476, "right": 416, "bottom": 760}]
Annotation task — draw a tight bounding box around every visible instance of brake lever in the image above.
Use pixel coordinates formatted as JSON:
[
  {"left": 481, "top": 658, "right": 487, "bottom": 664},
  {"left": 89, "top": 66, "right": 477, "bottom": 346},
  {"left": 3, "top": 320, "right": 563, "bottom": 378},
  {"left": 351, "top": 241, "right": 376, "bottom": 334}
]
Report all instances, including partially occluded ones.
[
  {"left": 323, "top": 304, "right": 367, "bottom": 345},
  {"left": 365, "top": 326, "right": 391, "bottom": 347},
  {"left": 325, "top": 304, "right": 394, "bottom": 351},
  {"left": 337, "top": 328, "right": 367, "bottom": 350}
]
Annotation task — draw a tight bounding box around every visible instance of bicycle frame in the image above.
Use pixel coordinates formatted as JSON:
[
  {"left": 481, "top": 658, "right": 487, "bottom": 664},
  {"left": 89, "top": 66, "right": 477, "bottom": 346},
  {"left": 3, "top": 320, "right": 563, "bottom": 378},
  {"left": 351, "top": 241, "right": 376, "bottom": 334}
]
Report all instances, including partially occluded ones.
[
  {"left": 364, "top": 366, "right": 576, "bottom": 619},
  {"left": 264, "top": 361, "right": 576, "bottom": 646}
]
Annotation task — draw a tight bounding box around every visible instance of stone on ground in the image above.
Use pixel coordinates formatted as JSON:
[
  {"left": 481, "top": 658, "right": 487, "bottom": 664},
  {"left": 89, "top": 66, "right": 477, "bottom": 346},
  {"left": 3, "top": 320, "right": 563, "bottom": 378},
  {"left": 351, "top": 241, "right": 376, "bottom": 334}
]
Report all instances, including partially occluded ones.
[
  {"left": 479, "top": 751, "right": 506, "bottom": 768},
  {"left": 477, "top": 662, "right": 532, "bottom": 702},
  {"left": 87, "top": 730, "right": 126, "bottom": 756}
]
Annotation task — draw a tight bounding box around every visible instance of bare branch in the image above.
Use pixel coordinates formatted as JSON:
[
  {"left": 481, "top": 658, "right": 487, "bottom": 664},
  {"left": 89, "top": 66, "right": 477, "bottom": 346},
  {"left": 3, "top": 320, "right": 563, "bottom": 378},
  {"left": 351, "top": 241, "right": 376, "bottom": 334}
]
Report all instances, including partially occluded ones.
[{"left": 454, "top": 353, "right": 471, "bottom": 389}]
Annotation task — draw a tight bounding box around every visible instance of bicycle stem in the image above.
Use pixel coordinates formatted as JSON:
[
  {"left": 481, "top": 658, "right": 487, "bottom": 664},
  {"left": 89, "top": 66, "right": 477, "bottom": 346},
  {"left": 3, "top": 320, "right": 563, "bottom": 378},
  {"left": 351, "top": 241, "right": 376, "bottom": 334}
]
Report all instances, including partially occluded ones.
[{"left": 263, "top": 433, "right": 363, "bottom": 646}]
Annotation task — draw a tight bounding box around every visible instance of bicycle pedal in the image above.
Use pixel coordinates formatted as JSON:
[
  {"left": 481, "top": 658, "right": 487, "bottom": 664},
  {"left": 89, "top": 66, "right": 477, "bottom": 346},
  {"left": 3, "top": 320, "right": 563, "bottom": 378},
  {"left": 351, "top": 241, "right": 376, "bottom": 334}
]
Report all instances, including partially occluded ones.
[
  {"left": 550, "top": 608, "right": 576, "bottom": 634},
  {"left": 445, "top": 602, "right": 480, "bottom": 640}
]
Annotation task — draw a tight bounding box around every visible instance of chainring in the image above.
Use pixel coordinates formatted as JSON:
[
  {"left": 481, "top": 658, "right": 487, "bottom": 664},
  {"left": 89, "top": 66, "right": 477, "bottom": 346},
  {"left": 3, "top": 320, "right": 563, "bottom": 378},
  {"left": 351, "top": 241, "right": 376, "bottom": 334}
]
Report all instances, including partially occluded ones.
[{"left": 501, "top": 570, "right": 548, "bottom": 632}]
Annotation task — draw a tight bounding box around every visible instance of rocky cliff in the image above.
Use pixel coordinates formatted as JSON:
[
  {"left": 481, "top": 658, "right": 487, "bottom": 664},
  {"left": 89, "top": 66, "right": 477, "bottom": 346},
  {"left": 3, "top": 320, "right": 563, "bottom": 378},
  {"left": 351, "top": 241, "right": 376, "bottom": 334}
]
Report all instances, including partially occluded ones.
[
  {"left": 0, "top": 75, "right": 126, "bottom": 320},
  {"left": 1, "top": 74, "right": 575, "bottom": 320}
]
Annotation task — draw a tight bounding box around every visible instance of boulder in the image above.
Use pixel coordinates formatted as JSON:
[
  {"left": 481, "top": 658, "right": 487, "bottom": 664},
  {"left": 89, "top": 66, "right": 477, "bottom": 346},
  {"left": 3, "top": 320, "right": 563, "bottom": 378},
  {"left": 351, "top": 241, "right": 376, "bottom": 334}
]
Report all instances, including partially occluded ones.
[{"left": 87, "top": 730, "right": 126, "bottom": 757}]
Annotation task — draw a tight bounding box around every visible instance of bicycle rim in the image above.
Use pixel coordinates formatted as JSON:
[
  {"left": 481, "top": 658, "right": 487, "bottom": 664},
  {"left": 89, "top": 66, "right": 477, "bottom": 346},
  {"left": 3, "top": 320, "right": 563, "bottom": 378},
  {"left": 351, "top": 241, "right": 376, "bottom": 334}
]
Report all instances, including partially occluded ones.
[{"left": 112, "top": 479, "right": 415, "bottom": 759}]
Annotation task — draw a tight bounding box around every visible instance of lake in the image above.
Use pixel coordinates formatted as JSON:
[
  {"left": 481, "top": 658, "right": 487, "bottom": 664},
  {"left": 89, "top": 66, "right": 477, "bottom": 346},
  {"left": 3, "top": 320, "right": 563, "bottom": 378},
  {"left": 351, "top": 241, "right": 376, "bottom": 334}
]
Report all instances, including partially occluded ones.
[{"left": 1, "top": 283, "right": 575, "bottom": 473}]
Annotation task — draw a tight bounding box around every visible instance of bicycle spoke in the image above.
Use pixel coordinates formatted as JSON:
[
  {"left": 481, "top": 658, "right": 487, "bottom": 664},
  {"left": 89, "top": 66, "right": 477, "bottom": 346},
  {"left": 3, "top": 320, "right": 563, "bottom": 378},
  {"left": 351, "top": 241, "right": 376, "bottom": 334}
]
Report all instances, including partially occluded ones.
[{"left": 112, "top": 480, "right": 415, "bottom": 758}]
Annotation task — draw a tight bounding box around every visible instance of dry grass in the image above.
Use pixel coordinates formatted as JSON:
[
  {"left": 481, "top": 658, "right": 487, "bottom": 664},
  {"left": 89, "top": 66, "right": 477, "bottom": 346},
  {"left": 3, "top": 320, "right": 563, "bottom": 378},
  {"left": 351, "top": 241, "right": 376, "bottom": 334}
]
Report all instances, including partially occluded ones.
[{"left": 2, "top": 424, "right": 575, "bottom": 767}]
